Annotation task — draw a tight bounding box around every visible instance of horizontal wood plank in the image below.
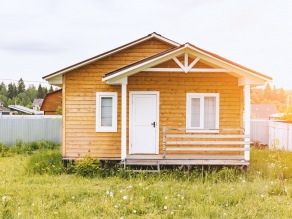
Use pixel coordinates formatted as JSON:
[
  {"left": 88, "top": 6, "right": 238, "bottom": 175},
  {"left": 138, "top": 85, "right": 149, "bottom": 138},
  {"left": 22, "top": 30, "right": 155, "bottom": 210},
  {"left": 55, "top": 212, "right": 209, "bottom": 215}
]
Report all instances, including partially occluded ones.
[{"left": 166, "top": 141, "right": 249, "bottom": 145}]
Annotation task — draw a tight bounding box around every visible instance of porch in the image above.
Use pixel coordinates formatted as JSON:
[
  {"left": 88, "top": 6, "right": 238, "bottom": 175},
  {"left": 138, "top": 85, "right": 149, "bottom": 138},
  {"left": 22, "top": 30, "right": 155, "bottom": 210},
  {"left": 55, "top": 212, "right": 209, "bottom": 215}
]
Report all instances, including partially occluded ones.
[{"left": 123, "top": 126, "right": 250, "bottom": 171}]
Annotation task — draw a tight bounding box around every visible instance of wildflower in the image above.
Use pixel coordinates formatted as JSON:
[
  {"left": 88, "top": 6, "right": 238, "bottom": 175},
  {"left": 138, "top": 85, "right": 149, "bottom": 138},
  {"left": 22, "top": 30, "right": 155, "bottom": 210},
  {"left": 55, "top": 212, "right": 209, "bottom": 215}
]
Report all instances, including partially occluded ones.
[
  {"left": 181, "top": 196, "right": 184, "bottom": 200},
  {"left": 2, "top": 196, "right": 7, "bottom": 201},
  {"left": 106, "top": 191, "right": 109, "bottom": 195},
  {"left": 178, "top": 205, "right": 181, "bottom": 208},
  {"left": 139, "top": 183, "right": 142, "bottom": 186},
  {"left": 110, "top": 192, "right": 113, "bottom": 197},
  {"left": 130, "top": 197, "right": 133, "bottom": 201},
  {"left": 72, "top": 196, "right": 75, "bottom": 200},
  {"left": 261, "top": 194, "right": 264, "bottom": 198},
  {"left": 18, "top": 212, "right": 21, "bottom": 216},
  {"left": 164, "top": 206, "right": 167, "bottom": 210},
  {"left": 31, "top": 203, "right": 35, "bottom": 206},
  {"left": 271, "top": 181, "right": 274, "bottom": 184},
  {"left": 177, "top": 194, "right": 181, "bottom": 197},
  {"left": 123, "top": 196, "right": 127, "bottom": 200},
  {"left": 242, "top": 180, "right": 245, "bottom": 183},
  {"left": 171, "top": 212, "right": 174, "bottom": 214},
  {"left": 128, "top": 185, "right": 133, "bottom": 189},
  {"left": 114, "top": 205, "right": 119, "bottom": 209},
  {"left": 133, "top": 210, "right": 137, "bottom": 213},
  {"left": 146, "top": 187, "right": 148, "bottom": 190},
  {"left": 165, "top": 196, "right": 168, "bottom": 199},
  {"left": 120, "top": 189, "right": 123, "bottom": 193}
]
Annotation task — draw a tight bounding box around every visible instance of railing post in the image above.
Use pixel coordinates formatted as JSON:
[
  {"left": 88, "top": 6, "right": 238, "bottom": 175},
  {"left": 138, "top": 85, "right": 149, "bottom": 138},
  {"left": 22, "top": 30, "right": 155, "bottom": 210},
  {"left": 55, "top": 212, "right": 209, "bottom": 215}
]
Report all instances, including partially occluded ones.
[{"left": 163, "top": 124, "right": 166, "bottom": 158}]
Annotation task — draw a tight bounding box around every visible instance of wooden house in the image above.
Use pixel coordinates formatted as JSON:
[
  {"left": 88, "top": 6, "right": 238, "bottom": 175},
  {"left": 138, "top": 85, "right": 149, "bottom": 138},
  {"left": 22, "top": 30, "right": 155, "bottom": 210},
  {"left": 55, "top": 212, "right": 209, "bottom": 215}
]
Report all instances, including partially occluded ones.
[
  {"left": 43, "top": 32, "right": 272, "bottom": 168},
  {"left": 40, "top": 89, "right": 62, "bottom": 115}
]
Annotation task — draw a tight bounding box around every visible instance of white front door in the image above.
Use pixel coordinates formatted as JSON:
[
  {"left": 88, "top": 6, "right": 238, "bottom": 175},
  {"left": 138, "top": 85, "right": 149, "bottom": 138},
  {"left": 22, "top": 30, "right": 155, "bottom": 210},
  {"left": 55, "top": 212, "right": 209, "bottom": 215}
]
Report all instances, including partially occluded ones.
[{"left": 130, "top": 92, "right": 159, "bottom": 154}]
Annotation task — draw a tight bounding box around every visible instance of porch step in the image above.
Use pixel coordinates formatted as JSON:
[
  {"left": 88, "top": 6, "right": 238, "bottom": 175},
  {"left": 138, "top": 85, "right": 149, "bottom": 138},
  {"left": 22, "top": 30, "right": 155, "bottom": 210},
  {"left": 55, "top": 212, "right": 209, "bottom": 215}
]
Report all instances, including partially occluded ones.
[{"left": 124, "top": 159, "right": 161, "bottom": 172}]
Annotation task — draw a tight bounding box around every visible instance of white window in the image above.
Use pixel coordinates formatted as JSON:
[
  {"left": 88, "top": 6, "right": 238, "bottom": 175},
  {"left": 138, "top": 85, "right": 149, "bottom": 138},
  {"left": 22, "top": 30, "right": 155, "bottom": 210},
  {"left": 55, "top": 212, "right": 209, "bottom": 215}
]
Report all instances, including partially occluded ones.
[
  {"left": 96, "top": 92, "right": 117, "bottom": 132},
  {"left": 186, "top": 93, "right": 219, "bottom": 132}
]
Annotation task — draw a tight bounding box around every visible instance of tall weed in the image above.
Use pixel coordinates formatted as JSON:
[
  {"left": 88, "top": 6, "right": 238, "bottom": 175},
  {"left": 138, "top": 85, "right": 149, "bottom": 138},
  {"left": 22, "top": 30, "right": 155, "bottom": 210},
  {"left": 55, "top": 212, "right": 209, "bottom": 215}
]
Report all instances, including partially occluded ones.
[{"left": 25, "top": 150, "right": 64, "bottom": 175}]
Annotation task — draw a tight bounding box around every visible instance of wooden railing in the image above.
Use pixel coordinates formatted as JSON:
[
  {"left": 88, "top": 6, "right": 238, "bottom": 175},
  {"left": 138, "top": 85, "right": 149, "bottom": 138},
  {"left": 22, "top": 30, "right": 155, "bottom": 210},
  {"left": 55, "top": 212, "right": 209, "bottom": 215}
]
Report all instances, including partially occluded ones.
[{"left": 162, "top": 125, "right": 250, "bottom": 159}]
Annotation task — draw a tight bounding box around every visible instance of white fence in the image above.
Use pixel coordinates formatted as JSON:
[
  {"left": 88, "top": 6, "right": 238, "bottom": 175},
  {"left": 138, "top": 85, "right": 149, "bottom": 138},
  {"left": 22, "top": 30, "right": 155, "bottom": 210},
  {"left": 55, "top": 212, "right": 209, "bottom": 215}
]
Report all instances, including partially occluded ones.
[
  {"left": 269, "top": 121, "right": 292, "bottom": 150},
  {"left": 251, "top": 119, "right": 269, "bottom": 145},
  {"left": 0, "top": 115, "right": 62, "bottom": 145}
]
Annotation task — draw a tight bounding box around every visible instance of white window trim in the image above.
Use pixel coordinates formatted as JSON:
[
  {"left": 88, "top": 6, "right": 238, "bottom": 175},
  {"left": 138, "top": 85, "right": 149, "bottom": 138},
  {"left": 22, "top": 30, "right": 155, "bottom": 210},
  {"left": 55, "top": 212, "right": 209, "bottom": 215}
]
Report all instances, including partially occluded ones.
[
  {"left": 186, "top": 93, "right": 219, "bottom": 133},
  {"left": 96, "top": 92, "right": 118, "bottom": 132}
]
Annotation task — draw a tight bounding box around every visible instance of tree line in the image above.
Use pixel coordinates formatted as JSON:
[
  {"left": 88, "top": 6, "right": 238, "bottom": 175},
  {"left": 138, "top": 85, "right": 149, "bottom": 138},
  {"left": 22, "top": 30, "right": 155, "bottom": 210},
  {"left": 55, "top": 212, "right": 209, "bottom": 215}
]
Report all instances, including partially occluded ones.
[
  {"left": 0, "top": 78, "right": 58, "bottom": 109},
  {"left": 251, "top": 83, "right": 292, "bottom": 112}
]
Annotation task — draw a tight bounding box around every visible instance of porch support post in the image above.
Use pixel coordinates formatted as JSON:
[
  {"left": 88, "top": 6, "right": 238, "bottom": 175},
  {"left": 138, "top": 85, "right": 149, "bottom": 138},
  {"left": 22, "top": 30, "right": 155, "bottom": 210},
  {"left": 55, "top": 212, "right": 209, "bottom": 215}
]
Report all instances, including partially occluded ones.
[
  {"left": 121, "top": 82, "right": 127, "bottom": 160},
  {"left": 244, "top": 84, "right": 250, "bottom": 161}
]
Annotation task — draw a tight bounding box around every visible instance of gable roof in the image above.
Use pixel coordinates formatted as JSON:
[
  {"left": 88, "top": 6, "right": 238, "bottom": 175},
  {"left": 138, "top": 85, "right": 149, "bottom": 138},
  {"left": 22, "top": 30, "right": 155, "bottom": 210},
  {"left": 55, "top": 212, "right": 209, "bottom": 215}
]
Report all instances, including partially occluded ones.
[
  {"left": 43, "top": 32, "right": 272, "bottom": 86},
  {"left": 42, "top": 32, "right": 180, "bottom": 81},
  {"left": 32, "top": 99, "right": 44, "bottom": 107},
  {"left": 102, "top": 43, "right": 272, "bottom": 85},
  {"left": 251, "top": 104, "right": 278, "bottom": 119}
]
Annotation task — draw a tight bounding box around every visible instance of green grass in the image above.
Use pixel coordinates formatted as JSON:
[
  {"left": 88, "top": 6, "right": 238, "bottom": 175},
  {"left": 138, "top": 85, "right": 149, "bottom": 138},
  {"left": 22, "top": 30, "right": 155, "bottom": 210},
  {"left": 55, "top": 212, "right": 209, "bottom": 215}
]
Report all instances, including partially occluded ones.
[{"left": 1, "top": 146, "right": 292, "bottom": 218}]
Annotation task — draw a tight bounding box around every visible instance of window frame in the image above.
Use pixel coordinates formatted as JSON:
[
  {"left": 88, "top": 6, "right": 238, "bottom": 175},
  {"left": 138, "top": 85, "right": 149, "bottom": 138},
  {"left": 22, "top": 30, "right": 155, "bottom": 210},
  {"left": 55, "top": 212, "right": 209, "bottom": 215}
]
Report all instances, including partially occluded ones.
[
  {"left": 186, "top": 93, "right": 219, "bottom": 133},
  {"left": 96, "top": 92, "right": 118, "bottom": 132}
]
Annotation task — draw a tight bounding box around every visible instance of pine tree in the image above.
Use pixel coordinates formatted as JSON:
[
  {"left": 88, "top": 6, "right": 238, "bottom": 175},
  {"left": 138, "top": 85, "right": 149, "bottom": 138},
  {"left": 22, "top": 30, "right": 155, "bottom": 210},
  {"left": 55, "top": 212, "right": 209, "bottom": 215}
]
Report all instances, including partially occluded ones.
[
  {"left": 37, "top": 84, "right": 44, "bottom": 98},
  {"left": 7, "top": 83, "right": 17, "bottom": 99},
  {"left": 263, "top": 83, "right": 272, "bottom": 100},
  {"left": 49, "top": 85, "right": 54, "bottom": 93},
  {"left": 17, "top": 78, "right": 26, "bottom": 94}
]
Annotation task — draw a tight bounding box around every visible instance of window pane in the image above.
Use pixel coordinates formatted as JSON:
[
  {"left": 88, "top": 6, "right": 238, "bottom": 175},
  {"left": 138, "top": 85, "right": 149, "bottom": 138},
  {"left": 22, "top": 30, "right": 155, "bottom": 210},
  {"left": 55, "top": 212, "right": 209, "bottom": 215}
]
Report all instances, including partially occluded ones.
[
  {"left": 204, "top": 97, "right": 216, "bottom": 129},
  {"left": 191, "top": 98, "right": 200, "bottom": 127},
  {"left": 101, "top": 97, "right": 112, "bottom": 126}
]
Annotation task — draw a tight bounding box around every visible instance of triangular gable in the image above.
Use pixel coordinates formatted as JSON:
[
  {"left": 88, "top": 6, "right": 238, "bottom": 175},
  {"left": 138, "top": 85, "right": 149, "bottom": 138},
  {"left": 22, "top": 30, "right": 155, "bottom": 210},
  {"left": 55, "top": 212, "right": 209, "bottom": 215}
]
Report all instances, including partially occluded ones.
[
  {"left": 103, "top": 43, "right": 272, "bottom": 86},
  {"left": 42, "top": 32, "right": 180, "bottom": 86}
]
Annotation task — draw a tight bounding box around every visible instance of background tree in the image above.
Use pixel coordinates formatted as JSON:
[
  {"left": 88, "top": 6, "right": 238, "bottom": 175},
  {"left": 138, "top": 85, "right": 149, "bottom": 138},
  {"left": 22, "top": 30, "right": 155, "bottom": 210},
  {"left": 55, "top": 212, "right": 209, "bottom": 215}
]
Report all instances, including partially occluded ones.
[
  {"left": 37, "top": 84, "right": 44, "bottom": 98},
  {"left": 49, "top": 85, "right": 54, "bottom": 93},
  {"left": 7, "top": 83, "right": 17, "bottom": 99},
  {"left": 17, "top": 78, "right": 26, "bottom": 94}
]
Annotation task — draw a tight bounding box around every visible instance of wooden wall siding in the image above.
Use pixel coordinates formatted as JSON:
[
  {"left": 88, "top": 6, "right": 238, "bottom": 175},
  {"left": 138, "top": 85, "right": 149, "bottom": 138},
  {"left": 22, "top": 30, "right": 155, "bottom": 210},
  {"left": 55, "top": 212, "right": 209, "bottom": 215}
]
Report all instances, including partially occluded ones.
[
  {"left": 63, "top": 39, "right": 173, "bottom": 158},
  {"left": 127, "top": 72, "right": 243, "bottom": 155}
]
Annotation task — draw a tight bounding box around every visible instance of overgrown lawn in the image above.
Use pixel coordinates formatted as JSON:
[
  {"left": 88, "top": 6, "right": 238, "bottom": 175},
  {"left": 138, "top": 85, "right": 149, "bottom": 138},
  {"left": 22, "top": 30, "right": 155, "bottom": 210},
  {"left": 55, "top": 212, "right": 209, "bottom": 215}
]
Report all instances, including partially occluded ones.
[{"left": 1, "top": 145, "right": 292, "bottom": 218}]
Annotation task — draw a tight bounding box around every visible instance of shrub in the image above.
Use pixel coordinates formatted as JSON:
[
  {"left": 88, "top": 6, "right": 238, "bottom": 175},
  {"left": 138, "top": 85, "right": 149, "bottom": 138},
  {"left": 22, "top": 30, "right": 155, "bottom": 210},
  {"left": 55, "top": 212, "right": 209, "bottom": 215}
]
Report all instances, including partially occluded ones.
[
  {"left": 0, "top": 143, "right": 11, "bottom": 157},
  {"left": 74, "top": 156, "right": 101, "bottom": 178},
  {"left": 25, "top": 150, "right": 64, "bottom": 175}
]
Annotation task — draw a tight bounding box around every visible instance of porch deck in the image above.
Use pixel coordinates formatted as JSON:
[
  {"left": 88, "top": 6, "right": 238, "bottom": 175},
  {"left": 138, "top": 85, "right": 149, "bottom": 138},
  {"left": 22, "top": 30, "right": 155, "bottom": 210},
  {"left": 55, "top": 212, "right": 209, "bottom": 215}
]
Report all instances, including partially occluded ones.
[{"left": 124, "top": 154, "right": 249, "bottom": 167}]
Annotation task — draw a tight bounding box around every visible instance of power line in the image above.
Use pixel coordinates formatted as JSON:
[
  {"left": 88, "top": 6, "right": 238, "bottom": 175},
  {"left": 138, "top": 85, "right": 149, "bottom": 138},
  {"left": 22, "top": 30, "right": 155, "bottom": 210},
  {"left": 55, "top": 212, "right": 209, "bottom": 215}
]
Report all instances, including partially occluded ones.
[{"left": 0, "top": 78, "right": 49, "bottom": 84}]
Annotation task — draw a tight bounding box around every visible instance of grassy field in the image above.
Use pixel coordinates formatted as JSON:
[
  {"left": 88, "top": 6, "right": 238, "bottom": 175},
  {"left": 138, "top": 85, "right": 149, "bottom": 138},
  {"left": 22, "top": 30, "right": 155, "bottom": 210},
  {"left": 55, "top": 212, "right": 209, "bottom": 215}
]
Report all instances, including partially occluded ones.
[{"left": 1, "top": 143, "right": 292, "bottom": 218}]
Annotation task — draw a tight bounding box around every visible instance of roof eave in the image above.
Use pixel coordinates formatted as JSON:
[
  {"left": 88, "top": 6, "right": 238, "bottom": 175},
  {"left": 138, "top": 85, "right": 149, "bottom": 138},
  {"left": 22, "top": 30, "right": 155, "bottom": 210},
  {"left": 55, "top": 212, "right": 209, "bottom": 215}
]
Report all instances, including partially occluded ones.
[{"left": 42, "top": 33, "right": 180, "bottom": 81}]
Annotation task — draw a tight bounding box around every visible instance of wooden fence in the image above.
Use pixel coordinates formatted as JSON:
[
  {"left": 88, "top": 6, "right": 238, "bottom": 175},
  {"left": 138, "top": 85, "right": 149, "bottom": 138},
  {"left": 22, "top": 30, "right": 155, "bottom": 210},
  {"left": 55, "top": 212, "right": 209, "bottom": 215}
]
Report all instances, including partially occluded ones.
[{"left": 0, "top": 115, "right": 62, "bottom": 145}]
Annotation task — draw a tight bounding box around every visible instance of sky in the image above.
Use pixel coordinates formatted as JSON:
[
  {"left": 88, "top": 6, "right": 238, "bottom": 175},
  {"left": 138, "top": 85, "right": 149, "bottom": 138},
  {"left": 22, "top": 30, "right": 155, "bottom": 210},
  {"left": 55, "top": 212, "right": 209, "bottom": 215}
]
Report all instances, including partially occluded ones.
[{"left": 1, "top": 0, "right": 292, "bottom": 89}]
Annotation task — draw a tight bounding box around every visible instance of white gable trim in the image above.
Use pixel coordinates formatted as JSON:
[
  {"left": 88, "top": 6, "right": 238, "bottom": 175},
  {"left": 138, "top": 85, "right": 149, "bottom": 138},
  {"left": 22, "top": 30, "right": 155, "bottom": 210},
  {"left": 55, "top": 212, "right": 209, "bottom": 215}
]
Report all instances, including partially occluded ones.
[
  {"left": 103, "top": 44, "right": 271, "bottom": 85},
  {"left": 184, "top": 44, "right": 271, "bottom": 82}
]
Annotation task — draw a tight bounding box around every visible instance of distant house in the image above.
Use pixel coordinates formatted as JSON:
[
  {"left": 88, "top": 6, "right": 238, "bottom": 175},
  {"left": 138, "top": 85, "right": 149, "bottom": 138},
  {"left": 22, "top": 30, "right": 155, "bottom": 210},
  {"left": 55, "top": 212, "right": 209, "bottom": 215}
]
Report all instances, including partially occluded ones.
[
  {"left": 9, "top": 105, "right": 44, "bottom": 115},
  {"left": 0, "top": 100, "right": 11, "bottom": 115},
  {"left": 251, "top": 104, "right": 278, "bottom": 119},
  {"left": 32, "top": 99, "right": 44, "bottom": 111},
  {"left": 40, "top": 89, "right": 62, "bottom": 115}
]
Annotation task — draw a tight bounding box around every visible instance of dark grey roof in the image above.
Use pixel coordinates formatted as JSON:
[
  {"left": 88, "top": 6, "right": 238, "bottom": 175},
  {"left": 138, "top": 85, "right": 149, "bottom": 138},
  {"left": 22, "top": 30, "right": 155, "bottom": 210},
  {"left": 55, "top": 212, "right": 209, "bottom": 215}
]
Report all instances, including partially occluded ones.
[{"left": 32, "top": 99, "right": 44, "bottom": 107}]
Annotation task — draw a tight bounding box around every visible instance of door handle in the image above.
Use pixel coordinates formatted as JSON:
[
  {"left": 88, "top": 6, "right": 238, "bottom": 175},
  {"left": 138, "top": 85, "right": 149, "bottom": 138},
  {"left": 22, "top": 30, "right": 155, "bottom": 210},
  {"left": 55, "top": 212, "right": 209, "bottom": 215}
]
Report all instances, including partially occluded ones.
[{"left": 151, "top": 121, "right": 156, "bottom": 128}]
